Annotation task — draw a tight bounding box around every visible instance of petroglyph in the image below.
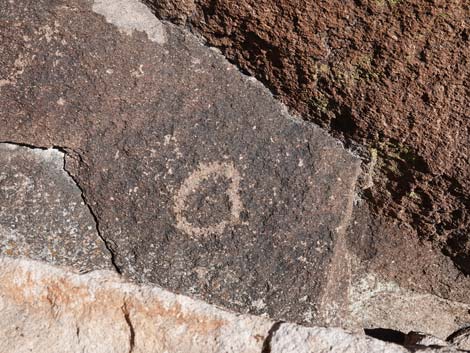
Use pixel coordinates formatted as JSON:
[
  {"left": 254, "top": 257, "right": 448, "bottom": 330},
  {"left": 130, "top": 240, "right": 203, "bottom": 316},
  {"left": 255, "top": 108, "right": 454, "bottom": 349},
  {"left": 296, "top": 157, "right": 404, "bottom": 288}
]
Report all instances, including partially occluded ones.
[
  {"left": 0, "top": 0, "right": 362, "bottom": 322},
  {"left": 174, "top": 161, "right": 243, "bottom": 237}
]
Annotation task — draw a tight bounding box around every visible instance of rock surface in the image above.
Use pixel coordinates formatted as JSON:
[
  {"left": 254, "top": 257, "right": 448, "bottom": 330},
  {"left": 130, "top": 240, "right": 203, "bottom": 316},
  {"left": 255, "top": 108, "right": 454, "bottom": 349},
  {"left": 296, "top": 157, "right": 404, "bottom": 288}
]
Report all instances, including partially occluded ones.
[
  {"left": 0, "top": 0, "right": 360, "bottom": 323},
  {"left": 0, "top": 144, "right": 111, "bottom": 272},
  {"left": 0, "top": 256, "right": 271, "bottom": 353},
  {"left": 448, "top": 327, "right": 470, "bottom": 351},
  {"left": 1, "top": 0, "right": 470, "bottom": 349},
  {"left": 2, "top": 143, "right": 470, "bottom": 342},
  {"left": 0, "top": 256, "right": 463, "bottom": 353},
  {"left": 145, "top": 0, "right": 470, "bottom": 289}
]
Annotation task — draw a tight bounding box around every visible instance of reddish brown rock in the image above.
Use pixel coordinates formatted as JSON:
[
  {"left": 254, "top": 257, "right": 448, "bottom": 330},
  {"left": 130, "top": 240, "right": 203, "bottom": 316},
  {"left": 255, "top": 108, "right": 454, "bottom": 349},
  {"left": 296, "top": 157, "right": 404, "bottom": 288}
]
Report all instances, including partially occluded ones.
[
  {"left": 3, "top": 0, "right": 470, "bottom": 342},
  {"left": 145, "top": 0, "right": 470, "bottom": 275}
]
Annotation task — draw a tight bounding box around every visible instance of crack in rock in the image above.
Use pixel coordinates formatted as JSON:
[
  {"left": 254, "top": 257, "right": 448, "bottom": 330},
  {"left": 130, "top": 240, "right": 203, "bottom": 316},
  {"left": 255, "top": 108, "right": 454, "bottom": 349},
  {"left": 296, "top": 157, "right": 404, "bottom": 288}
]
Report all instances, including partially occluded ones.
[
  {"left": 60, "top": 148, "right": 122, "bottom": 275},
  {"left": 261, "top": 322, "right": 284, "bottom": 353},
  {"left": 121, "top": 301, "right": 136, "bottom": 353},
  {"left": 0, "top": 141, "right": 119, "bottom": 274}
]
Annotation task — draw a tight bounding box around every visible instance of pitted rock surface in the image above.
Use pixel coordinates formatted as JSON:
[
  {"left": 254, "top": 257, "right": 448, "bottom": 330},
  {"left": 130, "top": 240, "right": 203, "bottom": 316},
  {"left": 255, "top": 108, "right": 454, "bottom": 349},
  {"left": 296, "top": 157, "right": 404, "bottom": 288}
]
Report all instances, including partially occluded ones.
[
  {"left": 0, "top": 144, "right": 111, "bottom": 272},
  {"left": 0, "top": 0, "right": 360, "bottom": 323}
]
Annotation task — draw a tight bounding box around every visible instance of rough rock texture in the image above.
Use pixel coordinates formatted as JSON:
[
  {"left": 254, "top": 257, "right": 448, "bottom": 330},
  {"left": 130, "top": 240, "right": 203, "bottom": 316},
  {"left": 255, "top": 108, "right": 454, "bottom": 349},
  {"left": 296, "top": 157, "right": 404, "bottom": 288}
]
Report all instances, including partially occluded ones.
[
  {"left": 3, "top": 147, "right": 470, "bottom": 343},
  {"left": 268, "top": 324, "right": 459, "bottom": 353},
  {"left": 2, "top": 0, "right": 470, "bottom": 347},
  {"left": 346, "top": 272, "right": 470, "bottom": 339},
  {"left": 0, "top": 256, "right": 271, "bottom": 353},
  {"left": 318, "top": 200, "right": 470, "bottom": 340},
  {"left": 0, "top": 0, "right": 361, "bottom": 324},
  {"left": 145, "top": 0, "right": 470, "bottom": 277},
  {"left": 448, "top": 327, "right": 470, "bottom": 351},
  {"left": 0, "top": 256, "right": 463, "bottom": 353},
  {"left": 343, "top": 200, "right": 470, "bottom": 317},
  {"left": 0, "top": 143, "right": 111, "bottom": 272}
]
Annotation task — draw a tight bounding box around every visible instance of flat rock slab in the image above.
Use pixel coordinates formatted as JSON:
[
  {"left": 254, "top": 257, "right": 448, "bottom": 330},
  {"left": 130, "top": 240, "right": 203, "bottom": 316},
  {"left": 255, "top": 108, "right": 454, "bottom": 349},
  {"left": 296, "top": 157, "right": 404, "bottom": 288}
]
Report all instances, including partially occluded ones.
[
  {"left": 0, "top": 0, "right": 360, "bottom": 322},
  {"left": 0, "top": 144, "right": 111, "bottom": 271}
]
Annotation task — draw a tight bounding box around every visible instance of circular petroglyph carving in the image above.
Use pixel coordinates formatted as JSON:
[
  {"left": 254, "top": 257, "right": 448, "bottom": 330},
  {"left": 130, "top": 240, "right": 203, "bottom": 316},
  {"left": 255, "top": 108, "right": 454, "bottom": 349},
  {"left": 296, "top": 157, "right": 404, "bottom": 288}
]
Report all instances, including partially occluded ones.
[{"left": 174, "top": 162, "right": 243, "bottom": 236}]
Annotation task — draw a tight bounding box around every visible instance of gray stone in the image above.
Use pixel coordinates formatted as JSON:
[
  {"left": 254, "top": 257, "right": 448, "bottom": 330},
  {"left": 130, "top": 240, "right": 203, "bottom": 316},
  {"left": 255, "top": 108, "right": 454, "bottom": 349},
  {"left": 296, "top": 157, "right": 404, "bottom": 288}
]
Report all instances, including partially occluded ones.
[
  {"left": 92, "top": 0, "right": 167, "bottom": 44},
  {"left": 324, "top": 201, "right": 470, "bottom": 339},
  {"left": 345, "top": 272, "right": 470, "bottom": 340},
  {"left": 0, "top": 0, "right": 360, "bottom": 323},
  {"left": 404, "top": 332, "right": 449, "bottom": 347},
  {"left": 0, "top": 144, "right": 111, "bottom": 272}
]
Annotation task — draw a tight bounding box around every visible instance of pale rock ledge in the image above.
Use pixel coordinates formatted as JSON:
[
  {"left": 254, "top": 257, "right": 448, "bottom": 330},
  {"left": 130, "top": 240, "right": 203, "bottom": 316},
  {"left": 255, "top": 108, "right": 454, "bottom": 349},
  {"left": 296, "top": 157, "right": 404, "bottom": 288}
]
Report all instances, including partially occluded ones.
[{"left": 0, "top": 256, "right": 462, "bottom": 353}]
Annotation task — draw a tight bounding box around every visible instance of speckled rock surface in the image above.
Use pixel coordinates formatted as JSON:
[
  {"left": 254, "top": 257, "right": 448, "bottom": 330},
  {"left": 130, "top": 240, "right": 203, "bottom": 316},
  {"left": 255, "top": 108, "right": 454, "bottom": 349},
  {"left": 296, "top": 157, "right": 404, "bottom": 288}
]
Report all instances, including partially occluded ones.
[
  {"left": 0, "top": 143, "right": 111, "bottom": 272},
  {"left": 2, "top": 0, "right": 470, "bottom": 346},
  {"left": 145, "top": 0, "right": 470, "bottom": 280},
  {"left": 143, "top": 0, "right": 470, "bottom": 318},
  {"left": 0, "top": 0, "right": 360, "bottom": 323}
]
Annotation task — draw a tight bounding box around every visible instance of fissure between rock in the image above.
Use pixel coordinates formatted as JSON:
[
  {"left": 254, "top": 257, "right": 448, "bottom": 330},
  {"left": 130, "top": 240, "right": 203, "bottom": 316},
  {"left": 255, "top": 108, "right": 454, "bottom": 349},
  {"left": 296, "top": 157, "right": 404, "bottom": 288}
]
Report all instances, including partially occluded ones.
[
  {"left": 261, "top": 321, "right": 284, "bottom": 353},
  {"left": 121, "top": 301, "right": 136, "bottom": 353},
  {"left": 59, "top": 147, "right": 123, "bottom": 275},
  {"left": 0, "top": 141, "right": 122, "bottom": 274}
]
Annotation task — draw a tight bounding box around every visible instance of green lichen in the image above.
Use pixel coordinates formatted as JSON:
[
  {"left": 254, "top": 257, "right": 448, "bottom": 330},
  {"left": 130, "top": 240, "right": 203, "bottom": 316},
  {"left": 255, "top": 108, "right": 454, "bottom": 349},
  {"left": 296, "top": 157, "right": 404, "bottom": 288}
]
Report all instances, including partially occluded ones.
[
  {"left": 374, "top": 0, "right": 404, "bottom": 6},
  {"left": 373, "top": 140, "right": 427, "bottom": 181},
  {"left": 370, "top": 147, "right": 378, "bottom": 162},
  {"left": 331, "top": 56, "right": 381, "bottom": 87},
  {"left": 377, "top": 140, "right": 421, "bottom": 165},
  {"left": 310, "top": 94, "right": 329, "bottom": 114},
  {"left": 355, "top": 55, "right": 380, "bottom": 81}
]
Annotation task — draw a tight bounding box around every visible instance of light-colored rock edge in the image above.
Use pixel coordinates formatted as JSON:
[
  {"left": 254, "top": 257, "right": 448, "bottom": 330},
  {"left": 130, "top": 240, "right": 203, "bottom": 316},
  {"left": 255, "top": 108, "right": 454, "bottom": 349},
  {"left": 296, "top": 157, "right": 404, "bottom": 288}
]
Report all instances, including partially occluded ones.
[
  {"left": 92, "top": 0, "right": 167, "bottom": 44},
  {"left": 0, "top": 256, "right": 461, "bottom": 353}
]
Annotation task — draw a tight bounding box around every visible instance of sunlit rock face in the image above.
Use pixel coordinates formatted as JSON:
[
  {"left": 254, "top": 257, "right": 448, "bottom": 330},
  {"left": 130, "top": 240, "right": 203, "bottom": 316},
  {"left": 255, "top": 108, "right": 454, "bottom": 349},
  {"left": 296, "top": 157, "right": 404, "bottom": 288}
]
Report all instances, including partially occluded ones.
[{"left": 0, "top": 0, "right": 360, "bottom": 323}]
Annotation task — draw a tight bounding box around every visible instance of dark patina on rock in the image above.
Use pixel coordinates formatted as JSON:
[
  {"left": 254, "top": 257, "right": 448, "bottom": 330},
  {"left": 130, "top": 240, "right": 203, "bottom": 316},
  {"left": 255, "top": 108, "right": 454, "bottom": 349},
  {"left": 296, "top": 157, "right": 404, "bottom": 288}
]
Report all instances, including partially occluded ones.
[
  {"left": 145, "top": 0, "right": 470, "bottom": 277},
  {"left": 0, "top": 0, "right": 360, "bottom": 322},
  {"left": 0, "top": 144, "right": 111, "bottom": 271}
]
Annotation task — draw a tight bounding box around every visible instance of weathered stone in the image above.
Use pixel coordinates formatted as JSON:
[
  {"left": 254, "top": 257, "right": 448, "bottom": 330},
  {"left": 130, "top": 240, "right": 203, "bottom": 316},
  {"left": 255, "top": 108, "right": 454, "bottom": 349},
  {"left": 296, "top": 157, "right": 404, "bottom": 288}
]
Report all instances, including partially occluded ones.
[
  {"left": 93, "top": 0, "right": 167, "bottom": 44},
  {"left": 267, "top": 323, "right": 461, "bottom": 353},
  {"left": 0, "top": 144, "right": 111, "bottom": 272},
  {"left": 315, "top": 200, "right": 470, "bottom": 340},
  {"left": 325, "top": 201, "right": 470, "bottom": 339},
  {"left": 346, "top": 272, "right": 470, "bottom": 340},
  {"left": 269, "top": 324, "right": 404, "bottom": 353},
  {"left": 145, "top": 0, "right": 470, "bottom": 280},
  {"left": 0, "top": 256, "right": 462, "bottom": 353},
  {"left": 0, "top": 0, "right": 360, "bottom": 323},
  {"left": 404, "top": 332, "right": 449, "bottom": 348},
  {"left": 2, "top": 0, "right": 468, "bottom": 343},
  {"left": 0, "top": 256, "right": 271, "bottom": 353},
  {"left": 140, "top": 0, "right": 470, "bottom": 341}
]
